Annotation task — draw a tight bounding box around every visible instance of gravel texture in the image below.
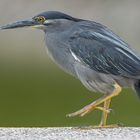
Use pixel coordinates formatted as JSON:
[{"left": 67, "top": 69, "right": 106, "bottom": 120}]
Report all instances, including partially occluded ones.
[{"left": 0, "top": 127, "right": 139, "bottom": 140}]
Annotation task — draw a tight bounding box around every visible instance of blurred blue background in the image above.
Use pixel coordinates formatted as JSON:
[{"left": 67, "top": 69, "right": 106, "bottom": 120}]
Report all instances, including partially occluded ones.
[{"left": 0, "top": 0, "right": 140, "bottom": 127}]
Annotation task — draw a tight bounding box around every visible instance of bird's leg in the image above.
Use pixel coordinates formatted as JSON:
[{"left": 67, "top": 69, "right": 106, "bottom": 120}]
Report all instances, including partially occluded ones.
[
  {"left": 67, "top": 83, "right": 121, "bottom": 120},
  {"left": 99, "top": 99, "right": 111, "bottom": 126},
  {"left": 95, "top": 106, "right": 111, "bottom": 114}
]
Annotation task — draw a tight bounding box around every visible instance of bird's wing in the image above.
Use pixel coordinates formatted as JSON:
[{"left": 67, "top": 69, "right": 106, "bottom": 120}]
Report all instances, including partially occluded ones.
[{"left": 69, "top": 21, "right": 140, "bottom": 78}]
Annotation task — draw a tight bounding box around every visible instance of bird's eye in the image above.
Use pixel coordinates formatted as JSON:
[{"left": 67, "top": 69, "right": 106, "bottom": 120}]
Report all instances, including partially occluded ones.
[{"left": 34, "top": 16, "right": 46, "bottom": 23}]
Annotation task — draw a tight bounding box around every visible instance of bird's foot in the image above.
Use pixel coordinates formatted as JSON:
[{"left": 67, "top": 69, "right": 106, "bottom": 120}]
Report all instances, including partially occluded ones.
[
  {"left": 67, "top": 84, "right": 121, "bottom": 118},
  {"left": 77, "top": 124, "right": 123, "bottom": 130},
  {"left": 66, "top": 104, "right": 111, "bottom": 117},
  {"left": 97, "top": 123, "right": 124, "bottom": 128}
]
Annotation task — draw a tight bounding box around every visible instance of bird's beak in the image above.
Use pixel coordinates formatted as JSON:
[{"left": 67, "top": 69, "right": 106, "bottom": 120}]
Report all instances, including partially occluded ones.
[{"left": 0, "top": 19, "right": 39, "bottom": 30}]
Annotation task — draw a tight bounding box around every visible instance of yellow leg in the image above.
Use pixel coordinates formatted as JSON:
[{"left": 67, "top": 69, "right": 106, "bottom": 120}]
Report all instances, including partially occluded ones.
[
  {"left": 95, "top": 106, "right": 111, "bottom": 114},
  {"left": 99, "top": 99, "right": 111, "bottom": 126},
  {"left": 67, "top": 83, "right": 122, "bottom": 122}
]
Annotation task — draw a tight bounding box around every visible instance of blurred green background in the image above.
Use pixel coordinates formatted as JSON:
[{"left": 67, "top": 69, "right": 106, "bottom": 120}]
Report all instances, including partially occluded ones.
[{"left": 0, "top": 0, "right": 140, "bottom": 127}]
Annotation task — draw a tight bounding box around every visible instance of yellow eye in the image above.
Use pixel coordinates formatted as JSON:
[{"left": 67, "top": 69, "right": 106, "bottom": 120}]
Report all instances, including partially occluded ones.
[{"left": 34, "top": 16, "right": 46, "bottom": 23}]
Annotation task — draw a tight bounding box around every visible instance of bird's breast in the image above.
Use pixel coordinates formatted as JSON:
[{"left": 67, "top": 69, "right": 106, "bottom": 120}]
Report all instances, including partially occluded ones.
[{"left": 45, "top": 33, "right": 77, "bottom": 77}]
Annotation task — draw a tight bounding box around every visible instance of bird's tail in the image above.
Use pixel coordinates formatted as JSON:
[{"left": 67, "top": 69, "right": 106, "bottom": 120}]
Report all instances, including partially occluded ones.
[{"left": 134, "top": 80, "right": 140, "bottom": 99}]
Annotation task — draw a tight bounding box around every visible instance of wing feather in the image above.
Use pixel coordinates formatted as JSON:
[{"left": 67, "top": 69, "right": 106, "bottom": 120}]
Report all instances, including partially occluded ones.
[{"left": 69, "top": 21, "right": 140, "bottom": 78}]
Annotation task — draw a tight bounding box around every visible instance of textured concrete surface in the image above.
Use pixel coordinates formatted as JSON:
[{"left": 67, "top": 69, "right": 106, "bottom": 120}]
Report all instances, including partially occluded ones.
[{"left": 0, "top": 127, "right": 139, "bottom": 140}]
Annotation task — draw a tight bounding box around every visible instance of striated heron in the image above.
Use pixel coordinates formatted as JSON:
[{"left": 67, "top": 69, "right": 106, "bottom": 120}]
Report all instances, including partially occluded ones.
[{"left": 1, "top": 11, "right": 140, "bottom": 127}]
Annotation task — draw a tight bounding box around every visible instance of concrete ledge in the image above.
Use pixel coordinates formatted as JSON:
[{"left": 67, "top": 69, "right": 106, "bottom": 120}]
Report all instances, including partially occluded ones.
[{"left": 0, "top": 127, "right": 139, "bottom": 140}]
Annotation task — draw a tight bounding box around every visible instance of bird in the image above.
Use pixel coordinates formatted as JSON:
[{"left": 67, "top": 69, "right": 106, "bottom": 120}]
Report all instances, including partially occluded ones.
[{"left": 1, "top": 11, "right": 140, "bottom": 128}]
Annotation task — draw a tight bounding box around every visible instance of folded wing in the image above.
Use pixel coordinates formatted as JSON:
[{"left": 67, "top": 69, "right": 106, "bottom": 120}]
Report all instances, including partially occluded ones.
[{"left": 69, "top": 21, "right": 140, "bottom": 78}]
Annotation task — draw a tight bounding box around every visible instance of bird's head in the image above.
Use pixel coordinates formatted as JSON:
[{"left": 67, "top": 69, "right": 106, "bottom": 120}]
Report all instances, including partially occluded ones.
[{"left": 0, "top": 11, "right": 80, "bottom": 31}]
